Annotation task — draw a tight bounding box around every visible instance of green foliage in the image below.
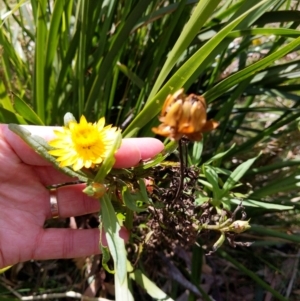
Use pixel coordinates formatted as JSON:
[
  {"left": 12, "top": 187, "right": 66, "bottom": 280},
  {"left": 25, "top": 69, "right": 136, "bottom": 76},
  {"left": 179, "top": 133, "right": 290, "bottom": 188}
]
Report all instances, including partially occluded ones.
[
  {"left": 101, "top": 194, "right": 127, "bottom": 285},
  {"left": 1, "top": 0, "right": 300, "bottom": 300}
]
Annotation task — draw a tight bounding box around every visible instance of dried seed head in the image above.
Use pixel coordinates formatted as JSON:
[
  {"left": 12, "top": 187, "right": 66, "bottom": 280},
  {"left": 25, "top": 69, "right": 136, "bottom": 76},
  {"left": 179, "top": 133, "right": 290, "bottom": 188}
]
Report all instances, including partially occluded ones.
[{"left": 152, "top": 89, "right": 218, "bottom": 141}]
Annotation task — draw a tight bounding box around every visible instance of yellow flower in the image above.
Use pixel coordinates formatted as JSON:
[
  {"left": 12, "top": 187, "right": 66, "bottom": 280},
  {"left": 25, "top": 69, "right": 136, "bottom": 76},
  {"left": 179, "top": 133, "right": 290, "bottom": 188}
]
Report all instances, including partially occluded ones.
[{"left": 48, "top": 115, "right": 120, "bottom": 171}]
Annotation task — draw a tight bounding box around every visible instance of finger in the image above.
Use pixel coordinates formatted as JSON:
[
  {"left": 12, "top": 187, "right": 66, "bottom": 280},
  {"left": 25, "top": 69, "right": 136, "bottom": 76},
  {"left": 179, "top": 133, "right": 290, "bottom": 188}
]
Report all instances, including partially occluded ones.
[
  {"left": 3, "top": 125, "right": 164, "bottom": 169},
  {"left": 36, "top": 166, "right": 78, "bottom": 185},
  {"left": 46, "top": 184, "right": 100, "bottom": 219},
  {"left": 114, "top": 138, "right": 164, "bottom": 168},
  {"left": 2, "top": 124, "right": 65, "bottom": 168},
  {"left": 37, "top": 137, "right": 164, "bottom": 184},
  {"left": 1, "top": 125, "right": 77, "bottom": 184},
  {"left": 32, "top": 228, "right": 100, "bottom": 260},
  {"left": 32, "top": 227, "right": 129, "bottom": 261}
]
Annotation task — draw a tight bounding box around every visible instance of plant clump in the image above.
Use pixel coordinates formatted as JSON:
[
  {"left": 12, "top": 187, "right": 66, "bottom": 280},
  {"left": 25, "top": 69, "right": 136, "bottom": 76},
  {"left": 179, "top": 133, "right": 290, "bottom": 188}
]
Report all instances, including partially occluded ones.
[{"left": 128, "top": 163, "right": 251, "bottom": 269}]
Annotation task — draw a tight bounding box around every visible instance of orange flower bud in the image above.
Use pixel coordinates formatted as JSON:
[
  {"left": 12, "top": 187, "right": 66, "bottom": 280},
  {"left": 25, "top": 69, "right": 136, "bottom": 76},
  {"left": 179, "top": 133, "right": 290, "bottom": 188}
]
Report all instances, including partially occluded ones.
[
  {"left": 152, "top": 88, "right": 218, "bottom": 141},
  {"left": 83, "top": 182, "right": 106, "bottom": 198}
]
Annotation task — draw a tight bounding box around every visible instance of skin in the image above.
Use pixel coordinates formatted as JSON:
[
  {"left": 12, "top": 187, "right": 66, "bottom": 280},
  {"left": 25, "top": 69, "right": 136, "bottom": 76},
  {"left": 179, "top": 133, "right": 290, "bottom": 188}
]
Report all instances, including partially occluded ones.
[{"left": 0, "top": 125, "right": 164, "bottom": 268}]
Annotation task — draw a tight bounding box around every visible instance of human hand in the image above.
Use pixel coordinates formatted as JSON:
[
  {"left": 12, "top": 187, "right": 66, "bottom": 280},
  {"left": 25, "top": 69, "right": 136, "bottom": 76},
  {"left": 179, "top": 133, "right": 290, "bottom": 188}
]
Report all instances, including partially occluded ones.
[{"left": 0, "top": 125, "right": 164, "bottom": 268}]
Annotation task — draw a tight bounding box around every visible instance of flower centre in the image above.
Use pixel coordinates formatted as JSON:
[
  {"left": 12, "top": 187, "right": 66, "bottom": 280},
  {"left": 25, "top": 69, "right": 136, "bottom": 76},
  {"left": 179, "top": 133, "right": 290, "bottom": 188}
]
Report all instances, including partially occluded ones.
[{"left": 72, "top": 124, "right": 100, "bottom": 150}]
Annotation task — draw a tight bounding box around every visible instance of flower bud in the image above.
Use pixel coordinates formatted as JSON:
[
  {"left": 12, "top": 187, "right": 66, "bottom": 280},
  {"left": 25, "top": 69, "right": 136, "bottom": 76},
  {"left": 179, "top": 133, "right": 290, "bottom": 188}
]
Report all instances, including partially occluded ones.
[
  {"left": 63, "top": 112, "right": 77, "bottom": 127},
  {"left": 228, "top": 220, "right": 251, "bottom": 233},
  {"left": 83, "top": 182, "right": 106, "bottom": 198}
]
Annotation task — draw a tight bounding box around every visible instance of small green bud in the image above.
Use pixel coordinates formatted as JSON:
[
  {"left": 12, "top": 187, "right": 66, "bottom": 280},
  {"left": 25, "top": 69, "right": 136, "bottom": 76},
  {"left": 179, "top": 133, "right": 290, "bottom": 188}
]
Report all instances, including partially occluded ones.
[
  {"left": 228, "top": 220, "right": 251, "bottom": 233},
  {"left": 83, "top": 182, "right": 106, "bottom": 198}
]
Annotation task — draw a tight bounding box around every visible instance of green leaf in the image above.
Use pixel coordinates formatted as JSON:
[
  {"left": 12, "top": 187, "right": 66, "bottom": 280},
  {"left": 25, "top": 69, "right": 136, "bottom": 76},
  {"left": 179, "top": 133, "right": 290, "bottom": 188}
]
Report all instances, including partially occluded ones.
[
  {"left": 204, "top": 144, "right": 236, "bottom": 165},
  {"left": 204, "top": 166, "right": 223, "bottom": 200},
  {"left": 230, "top": 197, "right": 294, "bottom": 210},
  {"left": 128, "top": 261, "right": 174, "bottom": 301},
  {"left": 0, "top": 81, "right": 27, "bottom": 124},
  {"left": 117, "top": 62, "right": 145, "bottom": 89},
  {"left": 222, "top": 154, "right": 260, "bottom": 193},
  {"left": 101, "top": 194, "right": 127, "bottom": 285},
  {"left": 190, "top": 140, "right": 203, "bottom": 165},
  {"left": 101, "top": 245, "right": 114, "bottom": 274},
  {"left": 34, "top": 0, "right": 47, "bottom": 122},
  {"left": 12, "top": 93, "right": 44, "bottom": 125},
  {"left": 131, "top": 153, "right": 167, "bottom": 176},
  {"left": 138, "top": 178, "right": 151, "bottom": 202},
  {"left": 250, "top": 172, "right": 300, "bottom": 198},
  {"left": 122, "top": 185, "right": 149, "bottom": 212},
  {"left": 115, "top": 266, "right": 134, "bottom": 301},
  {"left": 85, "top": 0, "right": 154, "bottom": 114},
  {"left": 130, "top": 140, "right": 179, "bottom": 177},
  {"left": 94, "top": 131, "right": 122, "bottom": 182},
  {"left": 251, "top": 226, "right": 300, "bottom": 244},
  {"left": 205, "top": 35, "right": 300, "bottom": 101},
  {"left": 218, "top": 250, "right": 289, "bottom": 301},
  {"left": 0, "top": 80, "right": 14, "bottom": 111},
  {"left": 247, "top": 159, "right": 300, "bottom": 176},
  {"left": 198, "top": 179, "right": 213, "bottom": 191},
  {"left": 148, "top": 0, "right": 222, "bottom": 100},
  {"left": 0, "top": 107, "right": 26, "bottom": 124},
  {"left": 228, "top": 27, "right": 300, "bottom": 39},
  {"left": 223, "top": 110, "right": 300, "bottom": 160},
  {"left": 44, "top": 0, "right": 65, "bottom": 86}
]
